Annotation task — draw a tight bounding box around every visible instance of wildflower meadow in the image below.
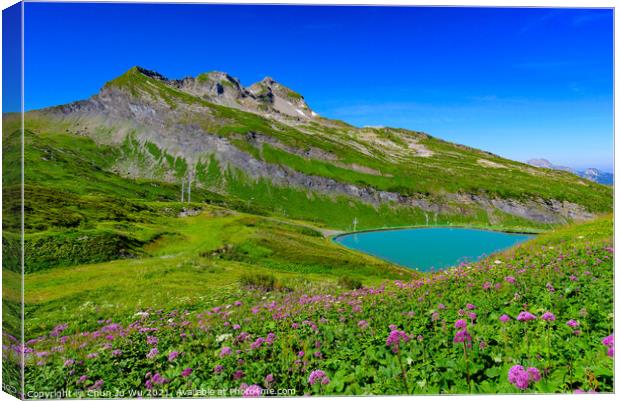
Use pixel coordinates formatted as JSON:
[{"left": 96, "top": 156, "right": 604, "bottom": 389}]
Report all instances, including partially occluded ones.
[{"left": 3, "top": 216, "right": 614, "bottom": 397}]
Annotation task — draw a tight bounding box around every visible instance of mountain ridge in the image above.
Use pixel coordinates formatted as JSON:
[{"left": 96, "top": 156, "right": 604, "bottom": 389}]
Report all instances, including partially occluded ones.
[
  {"left": 107, "top": 66, "right": 320, "bottom": 122},
  {"left": 9, "top": 66, "right": 613, "bottom": 231}
]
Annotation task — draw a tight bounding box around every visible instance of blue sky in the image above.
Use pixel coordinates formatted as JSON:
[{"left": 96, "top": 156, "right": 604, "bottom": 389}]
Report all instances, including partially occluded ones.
[{"left": 17, "top": 3, "right": 614, "bottom": 171}]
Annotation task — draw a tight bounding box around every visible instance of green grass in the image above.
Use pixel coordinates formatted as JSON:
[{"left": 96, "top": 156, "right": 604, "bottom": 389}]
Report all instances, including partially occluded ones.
[
  {"left": 21, "top": 206, "right": 413, "bottom": 338},
  {"left": 2, "top": 118, "right": 561, "bottom": 277},
  {"left": 17, "top": 215, "right": 614, "bottom": 395},
  {"left": 225, "top": 169, "right": 553, "bottom": 232}
]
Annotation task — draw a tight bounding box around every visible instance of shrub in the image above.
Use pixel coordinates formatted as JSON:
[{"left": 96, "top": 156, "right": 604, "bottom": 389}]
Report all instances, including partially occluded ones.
[
  {"left": 239, "top": 273, "right": 278, "bottom": 291},
  {"left": 338, "top": 275, "right": 363, "bottom": 290}
]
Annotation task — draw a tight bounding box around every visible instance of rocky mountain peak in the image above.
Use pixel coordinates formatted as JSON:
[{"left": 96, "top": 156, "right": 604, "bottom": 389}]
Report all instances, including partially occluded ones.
[
  {"left": 249, "top": 76, "right": 302, "bottom": 99},
  {"left": 248, "top": 76, "right": 315, "bottom": 119},
  {"left": 527, "top": 158, "right": 574, "bottom": 173},
  {"left": 177, "top": 70, "right": 247, "bottom": 103},
  {"left": 197, "top": 71, "right": 241, "bottom": 86},
  {"left": 105, "top": 66, "right": 318, "bottom": 121},
  {"left": 259, "top": 76, "right": 276, "bottom": 86},
  {"left": 134, "top": 66, "right": 168, "bottom": 81},
  {"left": 527, "top": 158, "right": 554, "bottom": 169}
]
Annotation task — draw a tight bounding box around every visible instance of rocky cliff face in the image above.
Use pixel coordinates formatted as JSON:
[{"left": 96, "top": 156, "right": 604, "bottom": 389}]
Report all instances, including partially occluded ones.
[{"left": 36, "top": 66, "right": 611, "bottom": 226}]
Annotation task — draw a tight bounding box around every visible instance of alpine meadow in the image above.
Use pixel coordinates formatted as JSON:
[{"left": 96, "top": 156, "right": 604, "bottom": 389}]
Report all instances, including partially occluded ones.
[{"left": 1, "top": 4, "right": 615, "bottom": 398}]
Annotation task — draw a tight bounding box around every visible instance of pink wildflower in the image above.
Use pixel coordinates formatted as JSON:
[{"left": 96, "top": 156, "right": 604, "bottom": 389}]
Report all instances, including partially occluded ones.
[
  {"left": 250, "top": 338, "right": 265, "bottom": 350},
  {"left": 220, "top": 346, "right": 232, "bottom": 357},
  {"left": 308, "top": 370, "right": 330, "bottom": 386},
  {"left": 508, "top": 365, "right": 529, "bottom": 390},
  {"left": 453, "top": 329, "right": 472, "bottom": 347},
  {"left": 527, "top": 367, "right": 541, "bottom": 382},
  {"left": 541, "top": 312, "right": 556, "bottom": 321},
  {"left": 50, "top": 323, "right": 68, "bottom": 337},
  {"left": 386, "top": 330, "right": 410, "bottom": 353},
  {"left": 243, "top": 384, "right": 262, "bottom": 397},
  {"left": 88, "top": 379, "right": 104, "bottom": 391},
  {"left": 146, "top": 348, "right": 158, "bottom": 359},
  {"left": 517, "top": 311, "right": 536, "bottom": 321},
  {"left": 233, "top": 370, "right": 245, "bottom": 380},
  {"left": 602, "top": 334, "right": 614, "bottom": 347},
  {"left": 508, "top": 365, "right": 540, "bottom": 389}
]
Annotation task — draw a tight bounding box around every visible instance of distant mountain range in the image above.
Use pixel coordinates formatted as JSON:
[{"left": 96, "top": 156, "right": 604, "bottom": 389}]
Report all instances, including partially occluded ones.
[{"left": 527, "top": 159, "right": 613, "bottom": 185}]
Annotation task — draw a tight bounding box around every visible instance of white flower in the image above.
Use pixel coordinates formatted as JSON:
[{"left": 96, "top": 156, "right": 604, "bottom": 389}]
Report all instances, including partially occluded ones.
[
  {"left": 494, "top": 260, "right": 502, "bottom": 264},
  {"left": 216, "top": 333, "right": 232, "bottom": 343}
]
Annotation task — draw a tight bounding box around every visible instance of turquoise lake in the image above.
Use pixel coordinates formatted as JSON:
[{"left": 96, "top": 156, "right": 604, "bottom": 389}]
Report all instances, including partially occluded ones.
[{"left": 334, "top": 227, "right": 533, "bottom": 271}]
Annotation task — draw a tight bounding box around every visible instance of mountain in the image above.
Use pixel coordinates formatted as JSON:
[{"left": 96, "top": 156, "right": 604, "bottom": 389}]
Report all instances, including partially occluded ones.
[
  {"left": 526, "top": 158, "right": 574, "bottom": 173},
  {"left": 527, "top": 158, "right": 613, "bottom": 186},
  {"left": 3, "top": 67, "right": 613, "bottom": 249},
  {"left": 582, "top": 168, "right": 614, "bottom": 185}
]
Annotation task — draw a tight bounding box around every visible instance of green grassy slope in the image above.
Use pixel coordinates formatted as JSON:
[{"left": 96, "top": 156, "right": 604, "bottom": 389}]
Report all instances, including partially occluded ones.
[
  {"left": 1, "top": 65, "right": 612, "bottom": 298},
  {"left": 1, "top": 66, "right": 612, "bottom": 278},
  {"left": 20, "top": 206, "right": 414, "bottom": 339},
  {"left": 18, "top": 215, "right": 614, "bottom": 395},
  {"left": 3, "top": 115, "right": 557, "bottom": 275},
  {"left": 11, "top": 66, "right": 610, "bottom": 217}
]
